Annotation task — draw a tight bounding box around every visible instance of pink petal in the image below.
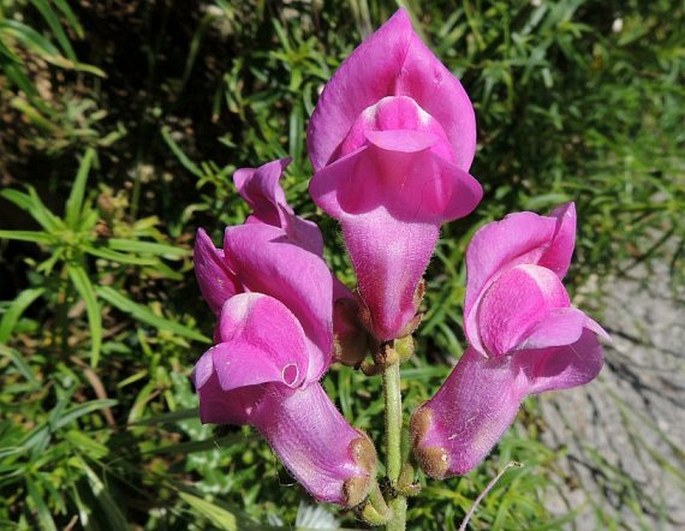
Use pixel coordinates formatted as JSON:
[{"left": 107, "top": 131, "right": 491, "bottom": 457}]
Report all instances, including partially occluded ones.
[
  {"left": 411, "top": 347, "right": 525, "bottom": 478},
  {"left": 464, "top": 212, "right": 556, "bottom": 347},
  {"left": 341, "top": 209, "right": 438, "bottom": 341},
  {"left": 307, "top": 8, "right": 475, "bottom": 172},
  {"left": 411, "top": 331, "right": 604, "bottom": 478},
  {"left": 538, "top": 202, "right": 576, "bottom": 278},
  {"left": 310, "top": 141, "right": 482, "bottom": 225},
  {"left": 193, "top": 228, "right": 240, "bottom": 315},
  {"left": 252, "top": 383, "right": 376, "bottom": 506},
  {"left": 476, "top": 264, "right": 571, "bottom": 357},
  {"left": 521, "top": 328, "right": 604, "bottom": 394},
  {"left": 234, "top": 158, "right": 290, "bottom": 227},
  {"left": 234, "top": 158, "right": 324, "bottom": 255},
  {"left": 224, "top": 223, "right": 333, "bottom": 379},
  {"left": 192, "top": 351, "right": 266, "bottom": 425},
  {"left": 515, "top": 307, "right": 588, "bottom": 351},
  {"left": 211, "top": 293, "right": 309, "bottom": 390}
]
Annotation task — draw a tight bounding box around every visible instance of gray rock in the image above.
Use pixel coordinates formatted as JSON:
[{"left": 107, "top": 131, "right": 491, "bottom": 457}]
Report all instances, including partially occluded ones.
[{"left": 540, "top": 258, "right": 685, "bottom": 530}]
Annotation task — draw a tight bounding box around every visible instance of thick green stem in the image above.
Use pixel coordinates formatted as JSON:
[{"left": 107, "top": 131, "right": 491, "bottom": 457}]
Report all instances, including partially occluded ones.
[{"left": 382, "top": 357, "right": 406, "bottom": 530}]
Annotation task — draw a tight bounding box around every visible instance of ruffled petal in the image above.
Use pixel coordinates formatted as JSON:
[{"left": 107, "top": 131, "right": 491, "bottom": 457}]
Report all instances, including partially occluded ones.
[
  {"left": 307, "top": 8, "right": 475, "bottom": 172},
  {"left": 520, "top": 328, "right": 604, "bottom": 394},
  {"left": 234, "top": 158, "right": 324, "bottom": 255},
  {"left": 310, "top": 141, "right": 481, "bottom": 225},
  {"left": 538, "top": 202, "right": 576, "bottom": 278},
  {"left": 234, "top": 158, "right": 290, "bottom": 227},
  {"left": 476, "top": 264, "right": 571, "bottom": 357},
  {"left": 210, "top": 293, "right": 309, "bottom": 390},
  {"left": 192, "top": 351, "right": 266, "bottom": 425},
  {"left": 252, "top": 383, "right": 376, "bottom": 507},
  {"left": 194, "top": 228, "right": 240, "bottom": 315},
  {"left": 224, "top": 223, "right": 333, "bottom": 379}
]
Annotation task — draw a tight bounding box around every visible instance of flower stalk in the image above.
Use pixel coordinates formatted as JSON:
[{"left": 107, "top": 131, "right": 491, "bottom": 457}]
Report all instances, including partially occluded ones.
[{"left": 382, "top": 344, "right": 407, "bottom": 530}]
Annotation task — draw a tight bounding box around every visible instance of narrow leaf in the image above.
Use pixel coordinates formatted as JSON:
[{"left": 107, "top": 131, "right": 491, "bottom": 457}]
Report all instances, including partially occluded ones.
[
  {"left": 67, "top": 265, "right": 102, "bottom": 366},
  {"left": 178, "top": 491, "right": 237, "bottom": 531},
  {"left": 96, "top": 286, "right": 209, "bottom": 343},
  {"left": 65, "top": 148, "right": 96, "bottom": 229},
  {"left": 0, "top": 287, "right": 45, "bottom": 342},
  {"left": 54, "top": 399, "right": 117, "bottom": 429},
  {"left": 107, "top": 238, "right": 189, "bottom": 257},
  {"left": 0, "top": 230, "right": 51, "bottom": 244}
]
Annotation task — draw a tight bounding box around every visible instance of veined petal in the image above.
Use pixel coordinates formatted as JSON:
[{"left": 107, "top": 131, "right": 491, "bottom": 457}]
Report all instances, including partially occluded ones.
[
  {"left": 192, "top": 350, "right": 266, "bottom": 425},
  {"left": 411, "top": 331, "right": 604, "bottom": 478},
  {"left": 211, "top": 293, "right": 309, "bottom": 390},
  {"left": 224, "top": 223, "right": 333, "bottom": 379},
  {"left": 252, "top": 383, "right": 376, "bottom": 507},
  {"left": 410, "top": 347, "right": 525, "bottom": 478},
  {"left": 476, "top": 264, "right": 571, "bottom": 357},
  {"left": 307, "top": 8, "right": 475, "bottom": 172},
  {"left": 341, "top": 210, "right": 438, "bottom": 340},
  {"left": 194, "top": 228, "right": 240, "bottom": 315},
  {"left": 311, "top": 138, "right": 481, "bottom": 225},
  {"left": 521, "top": 328, "right": 604, "bottom": 394}
]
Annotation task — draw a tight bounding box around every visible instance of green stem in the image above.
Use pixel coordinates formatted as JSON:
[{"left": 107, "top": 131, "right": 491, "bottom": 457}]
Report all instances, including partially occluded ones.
[{"left": 382, "top": 356, "right": 406, "bottom": 530}]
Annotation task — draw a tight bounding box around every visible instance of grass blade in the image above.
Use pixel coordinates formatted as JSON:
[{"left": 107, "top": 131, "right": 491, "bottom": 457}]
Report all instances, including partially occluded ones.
[
  {"left": 67, "top": 264, "right": 102, "bottom": 366},
  {"left": 96, "top": 286, "right": 209, "bottom": 343},
  {"left": 65, "top": 148, "right": 96, "bottom": 229},
  {"left": 0, "top": 230, "right": 51, "bottom": 244},
  {"left": 0, "top": 287, "right": 45, "bottom": 342}
]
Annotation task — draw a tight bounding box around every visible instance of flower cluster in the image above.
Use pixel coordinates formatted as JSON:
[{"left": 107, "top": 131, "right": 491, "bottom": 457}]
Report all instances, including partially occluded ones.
[{"left": 191, "top": 8, "right": 607, "bottom": 520}]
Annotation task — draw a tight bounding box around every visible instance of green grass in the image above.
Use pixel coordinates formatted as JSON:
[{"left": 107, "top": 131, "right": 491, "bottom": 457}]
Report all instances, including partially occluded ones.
[{"left": 0, "top": 0, "right": 683, "bottom": 528}]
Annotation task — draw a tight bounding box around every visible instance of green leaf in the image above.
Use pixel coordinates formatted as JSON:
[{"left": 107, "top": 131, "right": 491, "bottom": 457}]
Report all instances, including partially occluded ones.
[
  {"left": 0, "top": 189, "right": 32, "bottom": 210},
  {"left": 82, "top": 244, "right": 158, "bottom": 266},
  {"left": 67, "top": 264, "right": 102, "bottom": 366},
  {"left": 65, "top": 148, "right": 96, "bottom": 229},
  {"left": 0, "top": 19, "right": 61, "bottom": 57},
  {"left": 107, "top": 238, "right": 189, "bottom": 258},
  {"left": 80, "top": 460, "right": 129, "bottom": 530},
  {"left": 53, "top": 399, "right": 118, "bottom": 430},
  {"left": 0, "top": 230, "right": 51, "bottom": 244},
  {"left": 26, "top": 478, "right": 58, "bottom": 531},
  {"left": 96, "top": 286, "right": 209, "bottom": 343},
  {"left": 64, "top": 430, "right": 109, "bottom": 460},
  {"left": 0, "top": 344, "right": 40, "bottom": 387},
  {"left": 52, "top": 0, "right": 84, "bottom": 38},
  {"left": 29, "top": 0, "right": 77, "bottom": 60},
  {"left": 26, "top": 186, "right": 63, "bottom": 232},
  {"left": 0, "top": 287, "right": 45, "bottom": 343},
  {"left": 161, "top": 126, "right": 204, "bottom": 178},
  {"left": 178, "top": 491, "right": 237, "bottom": 531}
]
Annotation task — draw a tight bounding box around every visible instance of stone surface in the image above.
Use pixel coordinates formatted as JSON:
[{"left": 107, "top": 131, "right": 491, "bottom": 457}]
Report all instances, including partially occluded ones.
[{"left": 540, "top": 259, "right": 685, "bottom": 530}]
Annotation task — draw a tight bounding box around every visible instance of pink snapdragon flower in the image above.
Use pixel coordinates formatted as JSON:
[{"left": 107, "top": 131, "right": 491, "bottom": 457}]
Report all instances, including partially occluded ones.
[
  {"left": 192, "top": 161, "right": 375, "bottom": 506},
  {"left": 308, "top": 9, "right": 483, "bottom": 341},
  {"left": 411, "top": 203, "right": 609, "bottom": 478}
]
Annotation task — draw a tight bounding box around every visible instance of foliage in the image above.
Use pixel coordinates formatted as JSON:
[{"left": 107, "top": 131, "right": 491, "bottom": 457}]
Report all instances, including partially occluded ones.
[{"left": 1, "top": 0, "right": 683, "bottom": 529}]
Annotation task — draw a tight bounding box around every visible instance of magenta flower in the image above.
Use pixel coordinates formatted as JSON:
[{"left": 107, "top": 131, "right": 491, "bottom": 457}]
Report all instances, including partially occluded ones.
[
  {"left": 192, "top": 162, "right": 375, "bottom": 505},
  {"left": 308, "top": 9, "right": 483, "bottom": 341},
  {"left": 411, "top": 203, "right": 609, "bottom": 478}
]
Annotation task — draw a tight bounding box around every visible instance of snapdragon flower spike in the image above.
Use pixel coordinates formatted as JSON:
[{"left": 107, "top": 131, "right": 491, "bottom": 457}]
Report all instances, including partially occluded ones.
[
  {"left": 308, "top": 9, "right": 482, "bottom": 341},
  {"left": 411, "top": 203, "right": 609, "bottom": 478},
  {"left": 193, "top": 161, "right": 376, "bottom": 505}
]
